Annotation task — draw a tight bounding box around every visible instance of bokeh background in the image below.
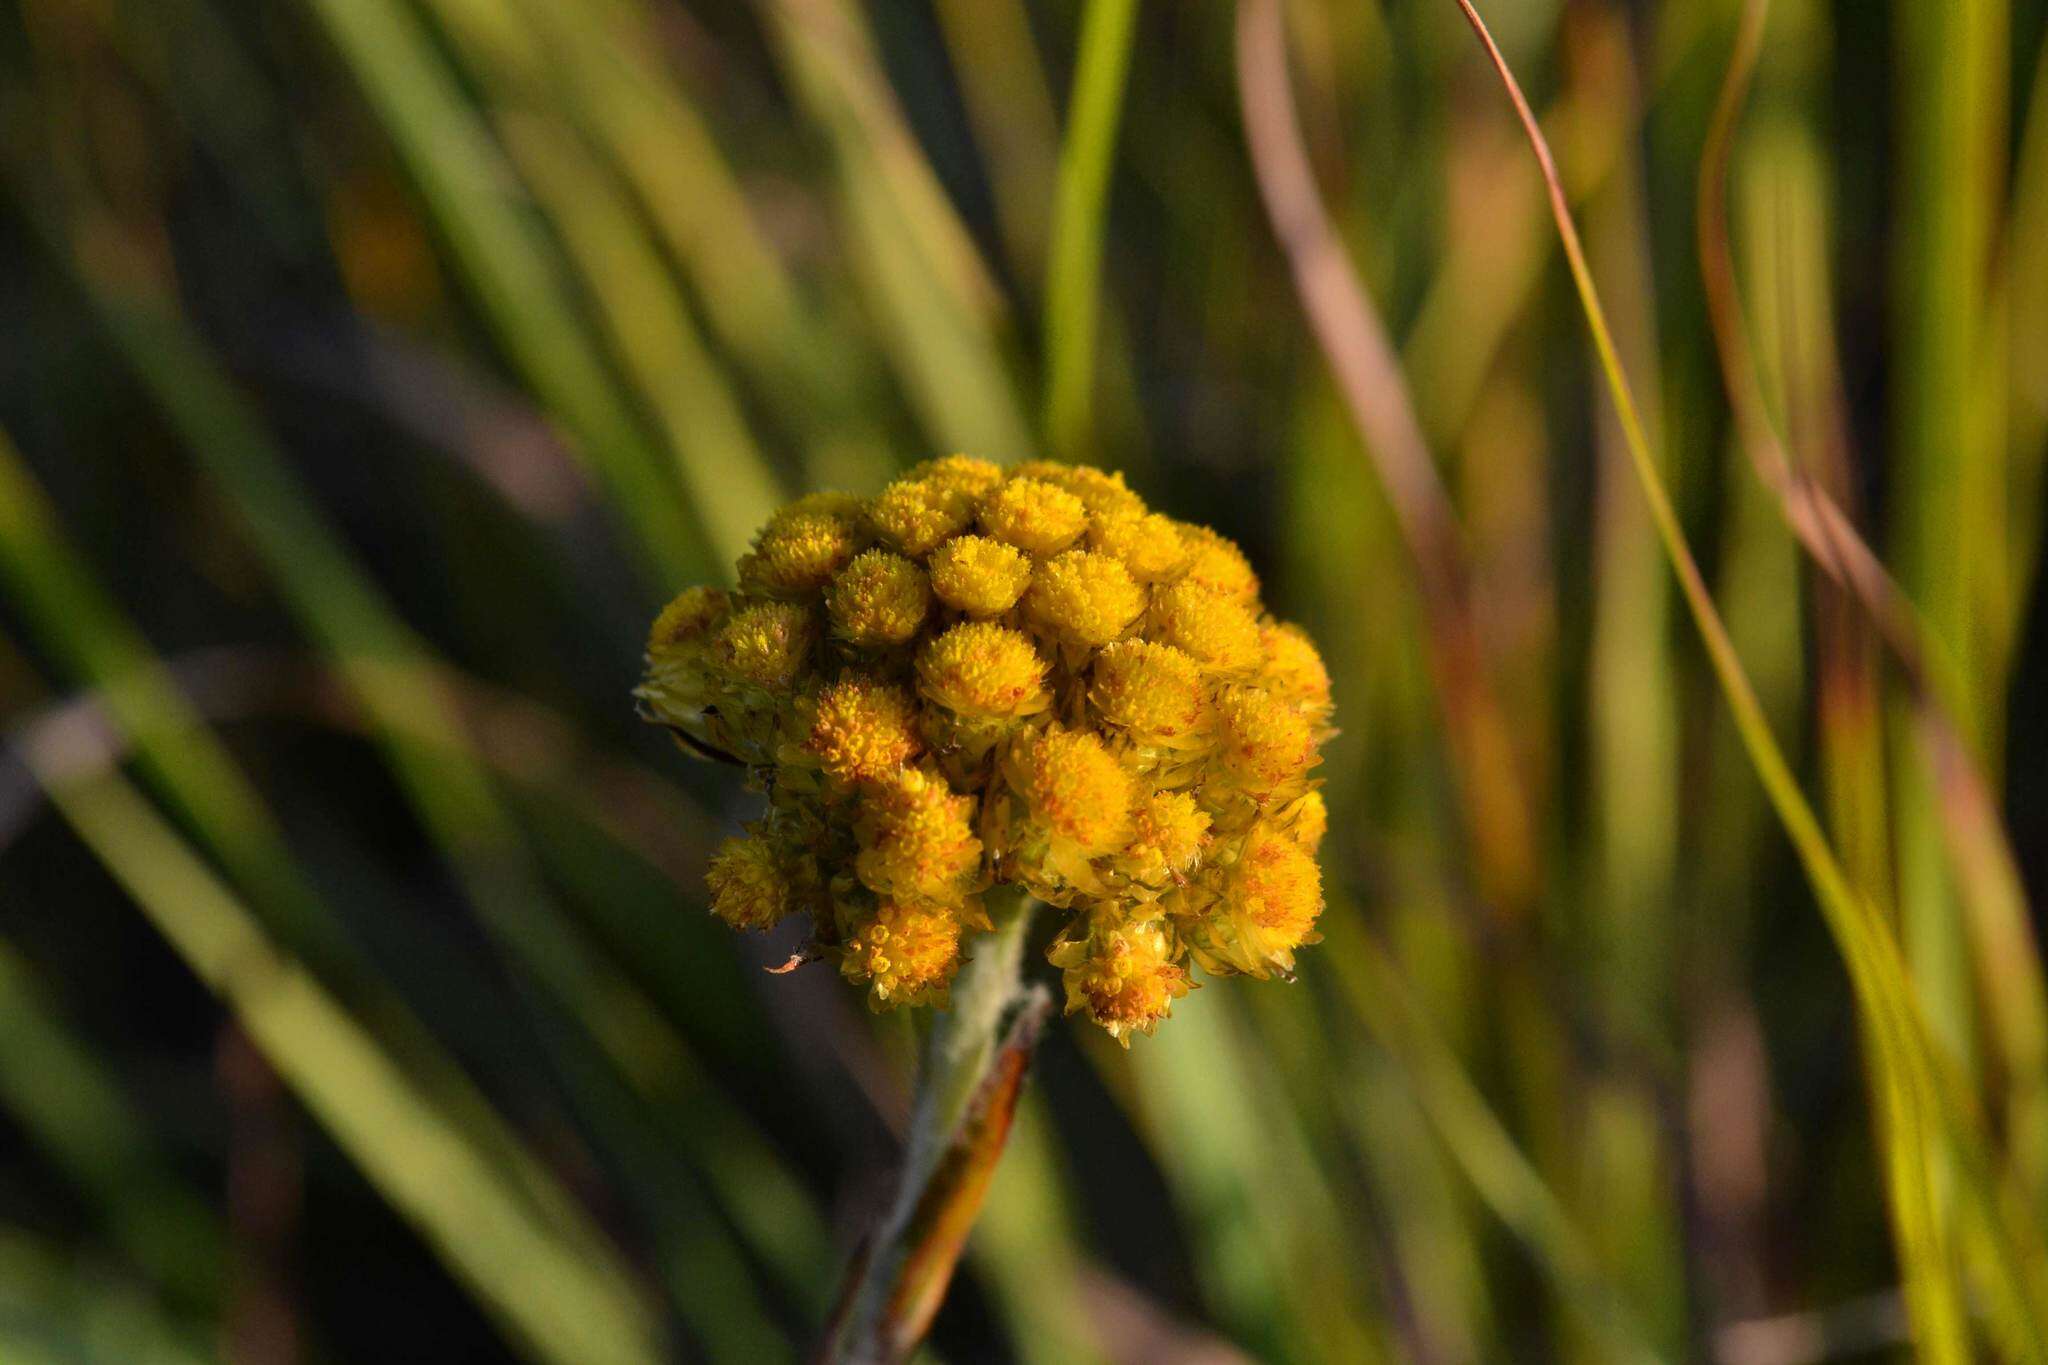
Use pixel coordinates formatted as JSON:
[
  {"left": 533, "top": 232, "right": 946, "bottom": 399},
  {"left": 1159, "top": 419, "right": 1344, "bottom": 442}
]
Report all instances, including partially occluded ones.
[{"left": 1, "top": 0, "right": 2045, "bottom": 1360}]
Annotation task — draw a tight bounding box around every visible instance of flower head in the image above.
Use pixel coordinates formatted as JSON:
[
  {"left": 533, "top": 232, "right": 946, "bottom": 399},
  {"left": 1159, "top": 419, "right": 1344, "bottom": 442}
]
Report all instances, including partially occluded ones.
[
  {"left": 638, "top": 458, "right": 1332, "bottom": 1037},
  {"left": 828, "top": 548, "right": 931, "bottom": 647},
  {"left": 1023, "top": 550, "right": 1145, "bottom": 647},
  {"left": 870, "top": 477, "right": 976, "bottom": 558},
  {"left": 978, "top": 477, "right": 1088, "bottom": 555},
  {"left": 928, "top": 535, "right": 1033, "bottom": 616},
  {"left": 1049, "top": 911, "right": 1192, "bottom": 1044},
  {"left": 706, "top": 831, "right": 806, "bottom": 931},
  {"left": 737, "top": 502, "right": 866, "bottom": 596},
  {"left": 840, "top": 898, "right": 963, "bottom": 1009},
  {"left": 1148, "top": 579, "right": 1263, "bottom": 674},
  {"left": 918, "top": 622, "right": 1051, "bottom": 721},
  {"left": 802, "top": 675, "right": 923, "bottom": 786}
]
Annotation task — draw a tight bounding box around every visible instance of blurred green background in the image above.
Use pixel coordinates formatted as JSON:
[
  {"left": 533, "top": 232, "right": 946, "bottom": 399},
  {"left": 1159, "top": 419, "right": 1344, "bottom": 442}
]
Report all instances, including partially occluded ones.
[{"left": 0, "top": 0, "right": 2045, "bottom": 1360}]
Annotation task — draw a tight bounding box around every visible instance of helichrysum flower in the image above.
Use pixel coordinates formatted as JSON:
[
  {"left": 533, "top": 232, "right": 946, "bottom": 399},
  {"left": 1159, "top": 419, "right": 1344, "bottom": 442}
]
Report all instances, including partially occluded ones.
[
  {"left": 1049, "top": 910, "right": 1192, "bottom": 1043},
  {"left": 639, "top": 459, "right": 1333, "bottom": 1035},
  {"left": 978, "top": 477, "right": 1088, "bottom": 555},
  {"left": 828, "top": 548, "right": 931, "bottom": 647},
  {"left": 928, "top": 535, "right": 1033, "bottom": 616},
  {"left": 1023, "top": 549, "right": 1145, "bottom": 648},
  {"left": 801, "top": 675, "right": 924, "bottom": 787}
]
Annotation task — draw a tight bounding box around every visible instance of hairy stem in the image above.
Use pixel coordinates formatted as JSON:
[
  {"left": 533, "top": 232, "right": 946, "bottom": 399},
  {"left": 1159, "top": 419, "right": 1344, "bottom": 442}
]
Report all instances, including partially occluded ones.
[{"left": 822, "top": 891, "right": 1047, "bottom": 1365}]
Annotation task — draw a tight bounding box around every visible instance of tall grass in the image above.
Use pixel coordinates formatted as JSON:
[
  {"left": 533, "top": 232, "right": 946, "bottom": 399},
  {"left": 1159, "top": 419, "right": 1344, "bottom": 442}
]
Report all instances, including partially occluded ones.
[{"left": 1, "top": 0, "right": 2044, "bottom": 1361}]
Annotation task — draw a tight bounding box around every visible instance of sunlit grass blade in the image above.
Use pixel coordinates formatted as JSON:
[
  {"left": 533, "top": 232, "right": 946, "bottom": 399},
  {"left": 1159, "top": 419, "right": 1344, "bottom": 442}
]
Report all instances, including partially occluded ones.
[
  {"left": 757, "top": 0, "right": 1036, "bottom": 459},
  {"left": 496, "top": 113, "right": 785, "bottom": 568},
  {"left": 0, "top": 940, "right": 223, "bottom": 1308},
  {"left": 0, "top": 424, "right": 641, "bottom": 1284},
  {"left": 295, "top": 0, "right": 707, "bottom": 587},
  {"left": 929, "top": 0, "right": 1060, "bottom": 280},
  {"left": 44, "top": 228, "right": 814, "bottom": 1341},
  {"left": 6, "top": 752, "right": 665, "bottom": 1365},
  {"left": 1698, "top": 0, "right": 2048, "bottom": 1210},
  {"left": 1042, "top": 0, "right": 1139, "bottom": 461},
  {"left": 0, "top": 1224, "right": 210, "bottom": 1365},
  {"left": 1450, "top": 1, "right": 2048, "bottom": 1355},
  {"left": 1319, "top": 914, "right": 1666, "bottom": 1364}
]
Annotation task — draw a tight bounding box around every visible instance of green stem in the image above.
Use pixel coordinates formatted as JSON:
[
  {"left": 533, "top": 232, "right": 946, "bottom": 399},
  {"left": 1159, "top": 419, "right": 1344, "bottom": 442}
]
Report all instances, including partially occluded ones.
[{"left": 827, "top": 891, "right": 1043, "bottom": 1364}]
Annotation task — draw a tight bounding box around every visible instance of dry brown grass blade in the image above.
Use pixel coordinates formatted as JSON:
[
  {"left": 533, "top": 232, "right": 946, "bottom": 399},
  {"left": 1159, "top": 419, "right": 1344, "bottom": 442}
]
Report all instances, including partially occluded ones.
[
  {"left": 1697, "top": 0, "right": 2048, "bottom": 1185},
  {"left": 1235, "top": 0, "right": 1536, "bottom": 921}
]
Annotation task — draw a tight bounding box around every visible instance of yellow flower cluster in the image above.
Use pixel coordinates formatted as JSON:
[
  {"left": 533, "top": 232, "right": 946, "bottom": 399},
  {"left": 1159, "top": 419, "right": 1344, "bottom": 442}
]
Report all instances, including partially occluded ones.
[{"left": 637, "top": 457, "right": 1333, "bottom": 1041}]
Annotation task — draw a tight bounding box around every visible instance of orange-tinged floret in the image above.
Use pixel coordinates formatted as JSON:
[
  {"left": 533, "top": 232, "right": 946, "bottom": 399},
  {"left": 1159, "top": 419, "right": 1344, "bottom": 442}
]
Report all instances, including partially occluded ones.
[
  {"left": 1215, "top": 684, "right": 1318, "bottom": 801},
  {"left": 714, "top": 600, "right": 815, "bottom": 690},
  {"left": 840, "top": 898, "right": 963, "bottom": 1008},
  {"left": 869, "top": 477, "right": 976, "bottom": 558},
  {"left": 706, "top": 832, "right": 801, "bottom": 931},
  {"left": 1225, "top": 824, "right": 1324, "bottom": 966},
  {"left": 979, "top": 477, "right": 1088, "bottom": 555},
  {"left": 803, "top": 676, "right": 923, "bottom": 786},
  {"left": 1023, "top": 549, "right": 1146, "bottom": 647},
  {"left": 917, "top": 622, "right": 1051, "bottom": 720},
  {"left": 828, "top": 548, "right": 931, "bottom": 647},
  {"left": 1115, "top": 789, "right": 1212, "bottom": 888},
  {"left": 1089, "top": 510, "right": 1191, "bottom": 581},
  {"left": 928, "top": 535, "right": 1033, "bottom": 616},
  {"left": 904, "top": 453, "right": 1006, "bottom": 498},
  {"left": 1148, "top": 580, "right": 1263, "bottom": 674},
  {"left": 1049, "top": 913, "right": 1192, "bottom": 1044},
  {"left": 854, "top": 768, "right": 984, "bottom": 905},
  {"left": 1090, "top": 640, "right": 1211, "bottom": 746},
  {"left": 1259, "top": 621, "right": 1333, "bottom": 715},
  {"left": 1006, "top": 727, "right": 1134, "bottom": 857},
  {"left": 1178, "top": 526, "right": 1260, "bottom": 602},
  {"left": 1014, "top": 462, "right": 1146, "bottom": 518},
  {"left": 737, "top": 502, "right": 866, "bottom": 596}
]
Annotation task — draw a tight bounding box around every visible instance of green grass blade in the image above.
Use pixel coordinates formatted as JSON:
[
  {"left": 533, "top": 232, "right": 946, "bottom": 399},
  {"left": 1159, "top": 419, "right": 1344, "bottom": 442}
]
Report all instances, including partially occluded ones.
[
  {"left": 8, "top": 754, "right": 665, "bottom": 1365},
  {"left": 1448, "top": 4, "right": 2048, "bottom": 1356},
  {"left": 296, "top": 0, "right": 707, "bottom": 587},
  {"left": 1042, "top": 0, "right": 1140, "bottom": 461}
]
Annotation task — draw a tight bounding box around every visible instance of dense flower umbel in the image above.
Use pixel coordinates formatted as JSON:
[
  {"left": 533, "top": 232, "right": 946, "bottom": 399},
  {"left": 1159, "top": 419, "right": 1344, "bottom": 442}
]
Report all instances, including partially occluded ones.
[{"left": 637, "top": 458, "right": 1334, "bottom": 1039}]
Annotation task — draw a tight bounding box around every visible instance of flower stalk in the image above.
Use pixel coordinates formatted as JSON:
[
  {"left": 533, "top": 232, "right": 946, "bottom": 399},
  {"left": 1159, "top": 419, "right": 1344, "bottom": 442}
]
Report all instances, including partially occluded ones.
[{"left": 820, "top": 889, "right": 1048, "bottom": 1365}]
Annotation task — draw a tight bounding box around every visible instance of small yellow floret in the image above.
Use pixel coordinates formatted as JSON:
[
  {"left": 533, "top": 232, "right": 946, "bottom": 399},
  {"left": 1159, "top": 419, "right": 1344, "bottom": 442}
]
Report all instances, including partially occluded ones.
[
  {"left": 1116, "top": 789, "right": 1212, "bottom": 887},
  {"left": 706, "top": 833, "right": 799, "bottom": 930},
  {"left": 1088, "top": 511, "right": 1191, "bottom": 581},
  {"left": 928, "top": 535, "right": 1033, "bottom": 616},
  {"left": 1148, "top": 580, "right": 1263, "bottom": 674},
  {"left": 854, "top": 768, "right": 984, "bottom": 904},
  {"left": 1284, "top": 789, "right": 1328, "bottom": 849},
  {"left": 1090, "top": 640, "right": 1211, "bottom": 745},
  {"left": 715, "top": 600, "right": 816, "bottom": 689},
  {"left": 904, "top": 454, "right": 1006, "bottom": 499},
  {"left": 1215, "top": 685, "right": 1317, "bottom": 800},
  {"left": 804, "top": 676, "right": 923, "bottom": 786},
  {"left": 648, "top": 586, "right": 728, "bottom": 652},
  {"left": 917, "top": 622, "right": 1051, "bottom": 720},
  {"left": 1178, "top": 526, "right": 1260, "bottom": 602},
  {"left": 1260, "top": 622, "right": 1333, "bottom": 714},
  {"left": 1013, "top": 462, "right": 1146, "bottom": 518},
  {"left": 1007, "top": 727, "right": 1134, "bottom": 856},
  {"left": 828, "top": 548, "right": 930, "bottom": 647},
  {"left": 979, "top": 477, "right": 1088, "bottom": 555},
  {"left": 737, "top": 504, "right": 865, "bottom": 596},
  {"left": 1024, "top": 550, "right": 1145, "bottom": 647},
  {"left": 840, "top": 898, "right": 963, "bottom": 1008},
  {"left": 1227, "top": 824, "right": 1324, "bottom": 956},
  {"left": 869, "top": 477, "right": 976, "bottom": 558},
  {"left": 1051, "top": 914, "right": 1191, "bottom": 1043}
]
